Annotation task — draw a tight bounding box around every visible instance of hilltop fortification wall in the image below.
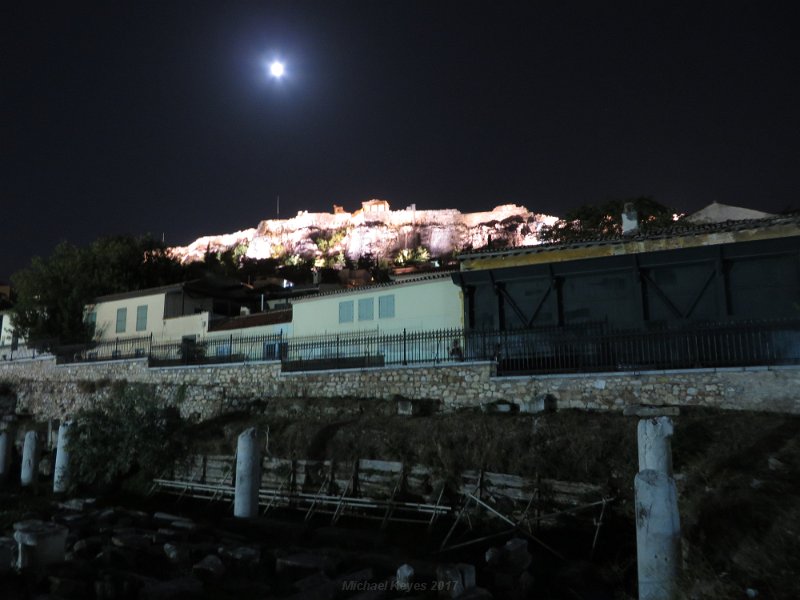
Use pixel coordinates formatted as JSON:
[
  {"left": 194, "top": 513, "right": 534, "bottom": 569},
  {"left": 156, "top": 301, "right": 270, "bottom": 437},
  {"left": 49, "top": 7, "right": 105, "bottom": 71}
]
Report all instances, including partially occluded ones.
[{"left": 170, "top": 203, "right": 557, "bottom": 264}]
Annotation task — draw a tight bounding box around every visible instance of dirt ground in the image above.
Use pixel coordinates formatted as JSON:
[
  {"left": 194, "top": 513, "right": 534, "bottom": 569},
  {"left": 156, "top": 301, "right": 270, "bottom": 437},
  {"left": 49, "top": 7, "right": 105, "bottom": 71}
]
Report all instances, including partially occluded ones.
[
  {"left": 2, "top": 394, "right": 798, "bottom": 598},
  {"left": 186, "top": 403, "right": 800, "bottom": 599}
]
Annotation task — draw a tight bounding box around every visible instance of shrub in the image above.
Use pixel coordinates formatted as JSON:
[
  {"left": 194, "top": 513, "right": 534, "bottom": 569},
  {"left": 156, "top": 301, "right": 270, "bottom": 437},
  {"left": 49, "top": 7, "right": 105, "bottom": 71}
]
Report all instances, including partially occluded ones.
[
  {"left": 67, "top": 384, "right": 188, "bottom": 491},
  {"left": 76, "top": 380, "right": 97, "bottom": 394}
]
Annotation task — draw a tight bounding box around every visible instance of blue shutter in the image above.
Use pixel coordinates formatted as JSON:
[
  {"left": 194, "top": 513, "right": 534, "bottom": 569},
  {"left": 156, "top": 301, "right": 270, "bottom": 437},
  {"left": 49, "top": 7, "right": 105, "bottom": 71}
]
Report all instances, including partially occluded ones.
[
  {"left": 135, "top": 305, "right": 148, "bottom": 331},
  {"left": 378, "top": 295, "right": 395, "bottom": 319},
  {"left": 339, "top": 300, "right": 354, "bottom": 323},
  {"left": 358, "top": 298, "right": 374, "bottom": 321},
  {"left": 115, "top": 308, "right": 127, "bottom": 333}
]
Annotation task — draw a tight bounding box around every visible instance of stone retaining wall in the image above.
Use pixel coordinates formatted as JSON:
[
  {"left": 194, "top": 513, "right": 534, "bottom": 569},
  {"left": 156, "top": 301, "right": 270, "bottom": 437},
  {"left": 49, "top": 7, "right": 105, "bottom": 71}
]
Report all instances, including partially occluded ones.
[{"left": 1, "top": 356, "right": 798, "bottom": 421}]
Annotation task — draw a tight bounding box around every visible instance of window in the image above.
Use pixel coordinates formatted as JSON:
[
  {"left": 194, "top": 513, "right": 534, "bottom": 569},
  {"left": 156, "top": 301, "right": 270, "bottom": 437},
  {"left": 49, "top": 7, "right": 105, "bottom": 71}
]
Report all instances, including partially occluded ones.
[
  {"left": 115, "top": 308, "right": 127, "bottom": 333},
  {"left": 358, "top": 298, "right": 374, "bottom": 321},
  {"left": 378, "top": 294, "right": 395, "bottom": 319},
  {"left": 338, "top": 300, "right": 354, "bottom": 323},
  {"left": 135, "top": 305, "right": 148, "bottom": 332}
]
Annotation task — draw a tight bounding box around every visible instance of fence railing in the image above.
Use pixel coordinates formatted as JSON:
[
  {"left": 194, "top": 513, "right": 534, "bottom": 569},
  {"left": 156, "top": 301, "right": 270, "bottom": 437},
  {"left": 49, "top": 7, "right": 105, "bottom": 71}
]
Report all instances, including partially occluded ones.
[
  {"left": 42, "top": 319, "right": 800, "bottom": 375},
  {"left": 281, "top": 328, "right": 465, "bottom": 372},
  {"left": 477, "top": 320, "right": 800, "bottom": 375}
]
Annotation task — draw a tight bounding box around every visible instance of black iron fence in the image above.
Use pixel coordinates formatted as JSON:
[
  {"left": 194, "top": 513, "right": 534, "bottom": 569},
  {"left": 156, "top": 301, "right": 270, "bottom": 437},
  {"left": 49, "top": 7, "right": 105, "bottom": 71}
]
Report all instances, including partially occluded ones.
[
  {"left": 54, "top": 335, "right": 153, "bottom": 364},
  {"left": 476, "top": 319, "right": 800, "bottom": 375},
  {"left": 281, "top": 328, "right": 465, "bottom": 372},
  {"left": 48, "top": 319, "right": 800, "bottom": 375},
  {"left": 55, "top": 333, "right": 286, "bottom": 367}
]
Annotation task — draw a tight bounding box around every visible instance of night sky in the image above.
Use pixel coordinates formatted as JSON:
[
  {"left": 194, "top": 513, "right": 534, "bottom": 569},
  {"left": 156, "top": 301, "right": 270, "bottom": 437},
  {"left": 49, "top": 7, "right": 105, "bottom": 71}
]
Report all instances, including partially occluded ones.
[{"left": 2, "top": 1, "right": 798, "bottom": 281}]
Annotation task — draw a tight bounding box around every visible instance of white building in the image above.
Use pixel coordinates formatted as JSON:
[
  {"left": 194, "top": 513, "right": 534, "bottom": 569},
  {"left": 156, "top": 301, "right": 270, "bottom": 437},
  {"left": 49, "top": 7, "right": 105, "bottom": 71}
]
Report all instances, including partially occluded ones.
[
  {"left": 87, "top": 284, "right": 212, "bottom": 344},
  {"left": 290, "top": 271, "right": 463, "bottom": 338}
]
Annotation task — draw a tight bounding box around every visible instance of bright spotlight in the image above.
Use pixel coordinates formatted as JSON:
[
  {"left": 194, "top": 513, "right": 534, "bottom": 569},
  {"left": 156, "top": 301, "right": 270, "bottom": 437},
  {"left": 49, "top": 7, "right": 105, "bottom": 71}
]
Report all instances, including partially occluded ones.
[{"left": 269, "top": 61, "right": 285, "bottom": 79}]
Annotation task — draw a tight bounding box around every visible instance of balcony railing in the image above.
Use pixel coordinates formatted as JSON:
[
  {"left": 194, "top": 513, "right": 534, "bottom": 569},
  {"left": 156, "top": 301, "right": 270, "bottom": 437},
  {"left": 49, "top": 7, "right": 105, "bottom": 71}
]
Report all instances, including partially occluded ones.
[{"left": 42, "top": 319, "right": 800, "bottom": 375}]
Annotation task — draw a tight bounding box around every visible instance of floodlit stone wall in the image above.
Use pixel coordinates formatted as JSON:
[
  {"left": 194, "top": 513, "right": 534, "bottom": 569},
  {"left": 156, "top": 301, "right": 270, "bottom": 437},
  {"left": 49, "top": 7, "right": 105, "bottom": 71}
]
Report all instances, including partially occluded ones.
[
  {"left": 1, "top": 356, "right": 798, "bottom": 421},
  {"left": 170, "top": 204, "right": 558, "bottom": 264}
]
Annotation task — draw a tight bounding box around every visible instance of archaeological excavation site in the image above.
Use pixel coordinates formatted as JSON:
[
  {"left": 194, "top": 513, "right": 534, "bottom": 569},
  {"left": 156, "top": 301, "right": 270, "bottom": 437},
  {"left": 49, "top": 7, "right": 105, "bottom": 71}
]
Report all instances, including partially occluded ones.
[{"left": 1, "top": 370, "right": 799, "bottom": 599}]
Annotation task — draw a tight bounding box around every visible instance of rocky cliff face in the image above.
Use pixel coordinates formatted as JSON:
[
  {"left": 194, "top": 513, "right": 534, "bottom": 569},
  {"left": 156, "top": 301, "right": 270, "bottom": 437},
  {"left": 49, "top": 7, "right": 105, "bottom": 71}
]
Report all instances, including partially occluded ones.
[{"left": 169, "top": 203, "right": 557, "bottom": 264}]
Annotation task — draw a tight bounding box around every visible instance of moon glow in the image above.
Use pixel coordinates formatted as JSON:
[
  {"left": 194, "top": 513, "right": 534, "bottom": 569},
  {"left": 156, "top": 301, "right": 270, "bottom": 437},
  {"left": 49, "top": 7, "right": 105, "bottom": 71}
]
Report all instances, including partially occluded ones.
[{"left": 269, "top": 61, "right": 285, "bottom": 78}]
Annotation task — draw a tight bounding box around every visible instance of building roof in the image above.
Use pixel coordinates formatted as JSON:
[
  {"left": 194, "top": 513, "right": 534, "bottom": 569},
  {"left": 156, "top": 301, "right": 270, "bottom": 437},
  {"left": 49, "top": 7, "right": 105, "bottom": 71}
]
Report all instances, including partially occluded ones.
[
  {"left": 686, "top": 201, "right": 776, "bottom": 224},
  {"left": 457, "top": 213, "right": 800, "bottom": 265},
  {"left": 92, "top": 283, "right": 186, "bottom": 303},
  {"left": 291, "top": 268, "right": 459, "bottom": 302},
  {"left": 208, "top": 308, "right": 292, "bottom": 332},
  {"left": 92, "top": 277, "right": 262, "bottom": 304}
]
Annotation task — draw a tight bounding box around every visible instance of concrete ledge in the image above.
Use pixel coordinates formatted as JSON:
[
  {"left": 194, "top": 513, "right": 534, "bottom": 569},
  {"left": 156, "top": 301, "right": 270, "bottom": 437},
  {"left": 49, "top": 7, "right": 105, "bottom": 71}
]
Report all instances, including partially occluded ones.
[
  {"left": 503, "top": 364, "right": 800, "bottom": 381},
  {"left": 149, "top": 359, "right": 281, "bottom": 372},
  {"left": 278, "top": 360, "right": 494, "bottom": 378},
  {"left": 55, "top": 357, "right": 149, "bottom": 369}
]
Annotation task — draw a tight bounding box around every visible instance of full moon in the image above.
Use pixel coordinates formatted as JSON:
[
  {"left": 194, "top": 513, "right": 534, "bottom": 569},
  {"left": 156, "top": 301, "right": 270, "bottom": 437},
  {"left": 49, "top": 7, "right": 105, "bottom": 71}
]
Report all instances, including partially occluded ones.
[{"left": 269, "top": 61, "right": 285, "bottom": 78}]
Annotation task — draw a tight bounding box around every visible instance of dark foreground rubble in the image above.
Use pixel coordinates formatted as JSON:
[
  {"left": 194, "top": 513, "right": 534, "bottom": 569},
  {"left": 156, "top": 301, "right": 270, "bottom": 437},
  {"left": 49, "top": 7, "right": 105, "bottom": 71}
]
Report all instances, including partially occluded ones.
[{"left": 1, "top": 493, "right": 616, "bottom": 600}]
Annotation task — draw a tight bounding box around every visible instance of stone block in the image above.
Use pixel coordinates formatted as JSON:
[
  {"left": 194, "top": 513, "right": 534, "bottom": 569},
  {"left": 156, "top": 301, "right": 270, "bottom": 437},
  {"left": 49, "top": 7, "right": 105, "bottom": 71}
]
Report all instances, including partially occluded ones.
[
  {"left": 480, "top": 400, "right": 518, "bottom": 414},
  {"left": 58, "top": 497, "right": 97, "bottom": 512},
  {"left": 396, "top": 399, "right": 414, "bottom": 416},
  {"left": 112, "top": 532, "right": 154, "bottom": 550},
  {"left": 276, "top": 552, "right": 339, "bottom": 575},
  {"left": 13, "top": 519, "right": 69, "bottom": 570},
  {"left": 72, "top": 536, "right": 103, "bottom": 558},
  {"left": 396, "top": 397, "right": 440, "bottom": 416},
  {"left": 219, "top": 544, "right": 260, "bottom": 565},
  {"left": 397, "top": 563, "right": 415, "bottom": 587},
  {"left": 163, "top": 542, "right": 189, "bottom": 564},
  {"left": 458, "top": 563, "right": 476, "bottom": 590},
  {"left": 486, "top": 537, "right": 532, "bottom": 577},
  {"left": 193, "top": 553, "right": 225, "bottom": 580},
  {"left": 517, "top": 394, "right": 557, "bottom": 414},
  {"left": 504, "top": 537, "right": 528, "bottom": 559},
  {"left": 436, "top": 563, "right": 466, "bottom": 598},
  {"left": 153, "top": 511, "right": 186, "bottom": 523}
]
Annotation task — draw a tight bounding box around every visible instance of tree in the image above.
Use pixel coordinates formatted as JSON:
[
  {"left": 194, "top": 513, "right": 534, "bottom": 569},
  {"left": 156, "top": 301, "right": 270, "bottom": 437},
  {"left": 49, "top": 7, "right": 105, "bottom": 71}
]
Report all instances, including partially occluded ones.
[
  {"left": 10, "top": 235, "right": 185, "bottom": 346},
  {"left": 87, "top": 235, "right": 185, "bottom": 291},
  {"left": 538, "top": 197, "right": 681, "bottom": 244},
  {"left": 67, "top": 384, "right": 188, "bottom": 492},
  {"left": 394, "top": 246, "right": 431, "bottom": 266},
  {"left": 11, "top": 242, "right": 93, "bottom": 345}
]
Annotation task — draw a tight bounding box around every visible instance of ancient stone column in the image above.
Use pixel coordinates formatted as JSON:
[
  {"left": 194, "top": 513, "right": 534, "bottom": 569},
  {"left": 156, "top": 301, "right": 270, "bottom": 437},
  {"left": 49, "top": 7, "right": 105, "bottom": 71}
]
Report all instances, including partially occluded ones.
[
  {"left": 0, "top": 429, "right": 11, "bottom": 484},
  {"left": 635, "top": 469, "right": 681, "bottom": 600},
  {"left": 53, "top": 421, "right": 72, "bottom": 493},
  {"left": 234, "top": 427, "right": 262, "bottom": 518},
  {"left": 20, "top": 431, "right": 39, "bottom": 487},
  {"left": 637, "top": 416, "right": 674, "bottom": 475}
]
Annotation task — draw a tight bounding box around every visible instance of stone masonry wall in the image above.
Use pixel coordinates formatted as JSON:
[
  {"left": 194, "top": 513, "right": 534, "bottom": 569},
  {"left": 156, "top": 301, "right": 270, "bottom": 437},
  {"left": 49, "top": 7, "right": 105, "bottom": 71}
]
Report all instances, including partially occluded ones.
[{"left": 1, "top": 356, "right": 798, "bottom": 422}]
